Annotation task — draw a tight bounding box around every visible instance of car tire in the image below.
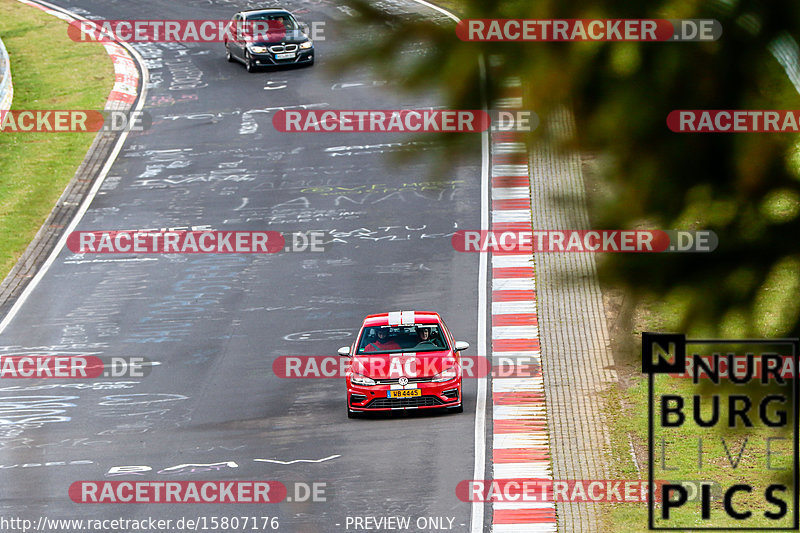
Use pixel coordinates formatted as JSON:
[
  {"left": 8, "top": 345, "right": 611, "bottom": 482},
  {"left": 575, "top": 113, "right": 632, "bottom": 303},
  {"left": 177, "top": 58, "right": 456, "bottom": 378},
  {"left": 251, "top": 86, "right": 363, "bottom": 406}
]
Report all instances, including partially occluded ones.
[
  {"left": 347, "top": 403, "right": 360, "bottom": 419},
  {"left": 447, "top": 403, "right": 463, "bottom": 414},
  {"left": 225, "top": 44, "right": 234, "bottom": 62},
  {"left": 245, "top": 52, "right": 256, "bottom": 72}
]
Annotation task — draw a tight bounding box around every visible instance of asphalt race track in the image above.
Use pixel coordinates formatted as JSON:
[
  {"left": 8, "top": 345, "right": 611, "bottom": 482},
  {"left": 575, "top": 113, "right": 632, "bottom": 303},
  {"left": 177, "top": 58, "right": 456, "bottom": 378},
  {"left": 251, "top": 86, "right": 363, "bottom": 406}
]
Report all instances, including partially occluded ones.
[{"left": 0, "top": 0, "right": 487, "bottom": 532}]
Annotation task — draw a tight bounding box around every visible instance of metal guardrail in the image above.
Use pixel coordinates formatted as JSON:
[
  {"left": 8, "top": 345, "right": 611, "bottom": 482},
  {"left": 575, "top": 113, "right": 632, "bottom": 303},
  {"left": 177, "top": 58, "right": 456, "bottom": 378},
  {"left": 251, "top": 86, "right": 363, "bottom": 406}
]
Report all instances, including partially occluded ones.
[{"left": 0, "top": 36, "right": 13, "bottom": 113}]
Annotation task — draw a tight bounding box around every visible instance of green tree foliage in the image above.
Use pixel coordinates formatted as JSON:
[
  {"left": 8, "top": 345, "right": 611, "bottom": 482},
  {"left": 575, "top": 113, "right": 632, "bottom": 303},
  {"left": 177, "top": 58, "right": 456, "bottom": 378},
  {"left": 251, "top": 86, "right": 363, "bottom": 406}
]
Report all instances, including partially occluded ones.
[{"left": 341, "top": 0, "right": 800, "bottom": 342}]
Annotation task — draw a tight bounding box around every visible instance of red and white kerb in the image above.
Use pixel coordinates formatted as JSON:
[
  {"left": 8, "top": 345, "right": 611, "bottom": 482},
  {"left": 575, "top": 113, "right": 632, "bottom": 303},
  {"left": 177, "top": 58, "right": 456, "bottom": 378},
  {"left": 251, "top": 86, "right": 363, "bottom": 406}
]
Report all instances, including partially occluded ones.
[{"left": 489, "top": 74, "right": 556, "bottom": 532}]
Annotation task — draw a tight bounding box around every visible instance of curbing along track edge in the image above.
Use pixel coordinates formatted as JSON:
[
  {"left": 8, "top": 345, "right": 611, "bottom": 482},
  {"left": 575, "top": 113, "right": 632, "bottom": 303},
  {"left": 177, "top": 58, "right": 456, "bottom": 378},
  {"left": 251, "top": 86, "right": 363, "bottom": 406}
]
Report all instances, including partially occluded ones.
[{"left": 0, "top": 0, "right": 147, "bottom": 326}]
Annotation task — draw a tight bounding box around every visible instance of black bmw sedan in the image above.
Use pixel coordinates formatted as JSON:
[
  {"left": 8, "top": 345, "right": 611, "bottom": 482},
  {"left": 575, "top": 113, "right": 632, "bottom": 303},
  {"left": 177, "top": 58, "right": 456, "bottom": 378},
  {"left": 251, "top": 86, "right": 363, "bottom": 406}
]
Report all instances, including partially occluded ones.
[{"left": 224, "top": 9, "right": 314, "bottom": 72}]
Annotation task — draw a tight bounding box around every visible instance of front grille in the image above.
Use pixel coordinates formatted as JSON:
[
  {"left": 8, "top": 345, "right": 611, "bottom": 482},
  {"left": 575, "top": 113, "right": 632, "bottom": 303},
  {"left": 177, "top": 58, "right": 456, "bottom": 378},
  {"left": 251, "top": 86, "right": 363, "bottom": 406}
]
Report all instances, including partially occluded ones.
[
  {"left": 374, "top": 376, "right": 434, "bottom": 385},
  {"left": 365, "top": 396, "right": 444, "bottom": 409},
  {"left": 269, "top": 44, "right": 298, "bottom": 53}
]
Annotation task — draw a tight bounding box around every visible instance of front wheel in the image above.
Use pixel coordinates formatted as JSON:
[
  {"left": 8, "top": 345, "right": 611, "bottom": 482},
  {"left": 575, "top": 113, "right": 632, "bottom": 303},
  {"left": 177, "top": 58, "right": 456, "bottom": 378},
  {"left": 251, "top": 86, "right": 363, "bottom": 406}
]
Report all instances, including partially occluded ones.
[
  {"left": 447, "top": 403, "right": 463, "bottom": 414},
  {"left": 245, "top": 52, "right": 256, "bottom": 72},
  {"left": 347, "top": 401, "right": 360, "bottom": 419},
  {"left": 225, "top": 44, "right": 234, "bottom": 62}
]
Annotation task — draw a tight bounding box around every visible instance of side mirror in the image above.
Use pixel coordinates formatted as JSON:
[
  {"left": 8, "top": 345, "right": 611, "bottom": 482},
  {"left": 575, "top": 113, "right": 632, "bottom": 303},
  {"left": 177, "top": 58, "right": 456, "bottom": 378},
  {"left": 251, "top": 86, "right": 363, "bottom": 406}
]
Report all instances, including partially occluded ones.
[
  {"left": 454, "top": 341, "right": 469, "bottom": 352},
  {"left": 338, "top": 346, "right": 351, "bottom": 357}
]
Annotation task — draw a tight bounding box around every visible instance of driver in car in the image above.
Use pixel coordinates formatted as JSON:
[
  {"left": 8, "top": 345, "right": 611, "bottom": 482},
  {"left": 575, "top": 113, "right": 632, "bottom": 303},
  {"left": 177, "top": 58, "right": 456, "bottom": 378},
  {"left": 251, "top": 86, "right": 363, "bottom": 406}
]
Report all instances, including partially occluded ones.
[
  {"left": 364, "top": 327, "right": 401, "bottom": 352},
  {"left": 414, "top": 327, "right": 439, "bottom": 348}
]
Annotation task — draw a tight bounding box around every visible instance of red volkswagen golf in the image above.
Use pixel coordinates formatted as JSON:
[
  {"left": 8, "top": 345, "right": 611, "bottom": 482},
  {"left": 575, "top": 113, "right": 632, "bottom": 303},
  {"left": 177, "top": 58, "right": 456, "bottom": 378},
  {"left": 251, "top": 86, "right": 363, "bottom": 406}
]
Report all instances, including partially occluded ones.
[{"left": 339, "top": 311, "right": 468, "bottom": 418}]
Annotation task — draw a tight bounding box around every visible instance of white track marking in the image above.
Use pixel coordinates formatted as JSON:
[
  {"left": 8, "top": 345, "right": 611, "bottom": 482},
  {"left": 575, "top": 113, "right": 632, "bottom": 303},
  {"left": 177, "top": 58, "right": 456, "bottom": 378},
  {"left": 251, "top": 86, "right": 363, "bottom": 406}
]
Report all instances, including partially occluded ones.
[{"left": 254, "top": 454, "right": 341, "bottom": 465}]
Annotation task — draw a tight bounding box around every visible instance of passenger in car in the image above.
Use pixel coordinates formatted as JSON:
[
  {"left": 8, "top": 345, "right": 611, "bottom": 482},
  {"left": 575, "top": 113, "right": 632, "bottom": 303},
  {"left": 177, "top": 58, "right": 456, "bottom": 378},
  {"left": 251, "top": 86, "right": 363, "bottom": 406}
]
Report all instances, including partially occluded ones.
[{"left": 364, "top": 327, "right": 402, "bottom": 352}]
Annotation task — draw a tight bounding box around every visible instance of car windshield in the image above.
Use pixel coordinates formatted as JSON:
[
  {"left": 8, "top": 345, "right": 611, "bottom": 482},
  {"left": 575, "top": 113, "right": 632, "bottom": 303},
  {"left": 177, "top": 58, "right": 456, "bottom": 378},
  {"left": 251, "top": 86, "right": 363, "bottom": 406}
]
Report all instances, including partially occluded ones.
[
  {"left": 246, "top": 14, "right": 297, "bottom": 31},
  {"left": 357, "top": 325, "right": 449, "bottom": 354}
]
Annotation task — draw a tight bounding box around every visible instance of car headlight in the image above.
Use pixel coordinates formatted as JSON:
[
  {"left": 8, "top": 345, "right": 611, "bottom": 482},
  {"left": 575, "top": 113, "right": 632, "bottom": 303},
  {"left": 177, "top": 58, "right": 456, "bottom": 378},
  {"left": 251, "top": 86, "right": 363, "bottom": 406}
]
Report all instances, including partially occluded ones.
[
  {"left": 350, "top": 373, "right": 376, "bottom": 386},
  {"left": 431, "top": 366, "right": 458, "bottom": 382},
  {"left": 299, "top": 40, "right": 313, "bottom": 49},
  {"left": 249, "top": 45, "right": 268, "bottom": 53}
]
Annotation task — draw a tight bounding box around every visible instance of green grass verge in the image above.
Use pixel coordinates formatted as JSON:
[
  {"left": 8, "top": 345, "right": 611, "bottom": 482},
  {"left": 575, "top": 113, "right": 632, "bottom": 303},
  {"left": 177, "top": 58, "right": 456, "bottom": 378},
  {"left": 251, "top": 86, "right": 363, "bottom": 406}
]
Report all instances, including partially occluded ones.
[
  {"left": 603, "top": 236, "right": 798, "bottom": 530},
  {"left": 0, "top": 0, "right": 113, "bottom": 278},
  {"left": 604, "top": 369, "right": 795, "bottom": 530}
]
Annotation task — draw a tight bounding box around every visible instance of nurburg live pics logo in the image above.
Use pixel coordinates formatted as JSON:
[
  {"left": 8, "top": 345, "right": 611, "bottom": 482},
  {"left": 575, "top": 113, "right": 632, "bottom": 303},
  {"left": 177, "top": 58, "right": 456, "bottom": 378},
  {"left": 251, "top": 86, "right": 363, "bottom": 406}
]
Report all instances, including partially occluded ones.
[{"left": 643, "top": 332, "right": 799, "bottom": 530}]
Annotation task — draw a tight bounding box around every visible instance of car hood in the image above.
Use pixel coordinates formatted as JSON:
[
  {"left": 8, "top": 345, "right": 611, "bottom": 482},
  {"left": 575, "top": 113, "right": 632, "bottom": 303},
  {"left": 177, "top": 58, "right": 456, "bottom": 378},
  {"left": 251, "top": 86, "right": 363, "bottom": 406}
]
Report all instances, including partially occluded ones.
[
  {"left": 351, "top": 351, "right": 457, "bottom": 379},
  {"left": 251, "top": 30, "right": 310, "bottom": 46}
]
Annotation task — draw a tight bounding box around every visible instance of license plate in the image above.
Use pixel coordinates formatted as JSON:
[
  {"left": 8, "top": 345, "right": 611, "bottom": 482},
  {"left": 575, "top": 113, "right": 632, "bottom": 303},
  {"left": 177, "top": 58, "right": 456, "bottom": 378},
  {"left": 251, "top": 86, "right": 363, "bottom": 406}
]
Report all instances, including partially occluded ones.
[
  {"left": 275, "top": 52, "right": 295, "bottom": 59},
  {"left": 388, "top": 389, "right": 421, "bottom": 398}
]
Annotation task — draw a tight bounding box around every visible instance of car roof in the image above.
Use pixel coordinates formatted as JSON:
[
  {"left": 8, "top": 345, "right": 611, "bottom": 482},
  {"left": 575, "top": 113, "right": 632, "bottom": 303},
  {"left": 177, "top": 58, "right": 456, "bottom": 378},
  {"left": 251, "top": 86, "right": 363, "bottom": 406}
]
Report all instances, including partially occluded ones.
[
  {"left": 239, "top": 8, "right": 293, "bottom": 17},
  {"left": 362, "top": 311, "right": 442, "bottom": 327}
]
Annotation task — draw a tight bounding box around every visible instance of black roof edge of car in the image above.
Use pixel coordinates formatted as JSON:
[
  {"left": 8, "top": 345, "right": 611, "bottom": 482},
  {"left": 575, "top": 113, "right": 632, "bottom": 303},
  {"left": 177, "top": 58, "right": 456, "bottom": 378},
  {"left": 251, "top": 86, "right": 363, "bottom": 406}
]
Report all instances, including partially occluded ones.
[{"left": 239, "top": 8, "right": 293, "bottom": 15}]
